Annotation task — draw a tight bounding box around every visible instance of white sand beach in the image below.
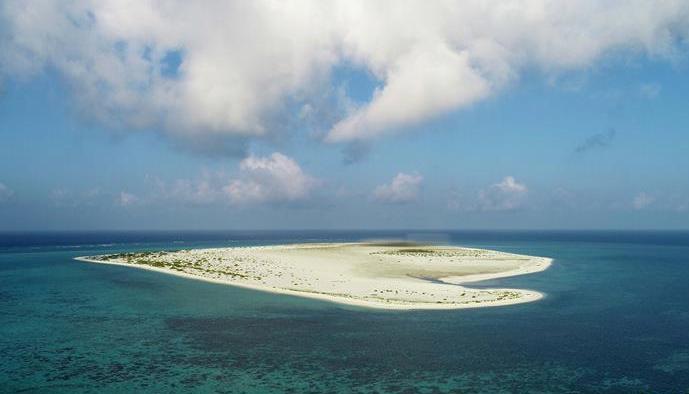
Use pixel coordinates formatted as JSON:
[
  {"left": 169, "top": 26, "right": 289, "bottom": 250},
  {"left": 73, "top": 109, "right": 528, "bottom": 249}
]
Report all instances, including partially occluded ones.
[{"left": 76, "top": 242, "right": 552, "bottom": 310}]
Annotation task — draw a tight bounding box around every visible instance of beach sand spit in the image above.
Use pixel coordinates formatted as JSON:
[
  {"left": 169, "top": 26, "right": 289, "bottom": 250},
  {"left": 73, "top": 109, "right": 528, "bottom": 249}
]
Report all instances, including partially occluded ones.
[{"left": 76, "top": 242, "right": 552, "bottom": 310}]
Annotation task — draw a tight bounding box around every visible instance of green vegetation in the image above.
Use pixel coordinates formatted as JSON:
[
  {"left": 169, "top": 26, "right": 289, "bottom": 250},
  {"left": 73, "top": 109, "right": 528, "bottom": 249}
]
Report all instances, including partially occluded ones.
[
  {"left": 363, "top": 241, "right": 423, "bottom": 247},
  {"left": 91, "top": 251, "right": 253, "bottom": 280},
  {"left": 99, "top": 251, "right": 169, "bottom": 262}
]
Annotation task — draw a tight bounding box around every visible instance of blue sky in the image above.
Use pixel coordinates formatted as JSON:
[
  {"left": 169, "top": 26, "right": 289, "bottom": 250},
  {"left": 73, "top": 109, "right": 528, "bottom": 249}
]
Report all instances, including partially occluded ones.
[{"left": 1, "top": 2, "right": 689, "bottom": 230}]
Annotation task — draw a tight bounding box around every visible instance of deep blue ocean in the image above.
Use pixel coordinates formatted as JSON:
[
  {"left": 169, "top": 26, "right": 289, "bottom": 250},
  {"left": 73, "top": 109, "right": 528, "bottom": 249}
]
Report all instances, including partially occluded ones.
[{"left": 1, "top": 230, "right": 688, "bottom": 393}]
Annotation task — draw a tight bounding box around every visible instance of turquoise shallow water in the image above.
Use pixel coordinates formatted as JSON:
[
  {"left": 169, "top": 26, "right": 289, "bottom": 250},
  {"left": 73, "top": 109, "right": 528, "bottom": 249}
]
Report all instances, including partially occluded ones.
[{"left": 1, "top": 231, "right": 688, "bottom": 393}]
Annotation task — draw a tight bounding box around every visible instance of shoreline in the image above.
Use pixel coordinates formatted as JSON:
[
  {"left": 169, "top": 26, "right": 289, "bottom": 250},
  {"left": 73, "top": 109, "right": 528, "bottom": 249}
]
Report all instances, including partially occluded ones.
[{"left": 75, "top": 243, "right": 552, "bottom": 310}]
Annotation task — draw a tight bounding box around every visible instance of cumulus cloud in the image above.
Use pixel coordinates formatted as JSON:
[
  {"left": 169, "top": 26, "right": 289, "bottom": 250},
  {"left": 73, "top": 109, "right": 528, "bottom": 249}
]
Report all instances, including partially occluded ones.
[
  {"left": 326, "top": 42, "right": 491, "bottom": 142},
  {"left": 223, "top": 153, "right": 316, "bottom": 204},
  {"left": 168, "top": 179, "right": 217, "bottom": 205},
  {"left": 50, "top": 187, "right": 108, "bottom": 207},
  {"left": 49, "top": 188, "right": 73, "bottom": 206},
  {"left": 0, "top": 182, "right": 13, "bottom": 202},
  {"left": 149, "top": 171, "right": 223, "bottom": 205},
  {"left": 479, "top": 176, "right": 528, "bottom": 211},
  {"left": 1, "top": 1, "right": 688, "bottom": 146},
  {"left": 575, "top": 128, "right": 616, "bottom": 153},
  {"left": 142, "top": 154, "right": 316, "bottom": 205},
  {"left": 374, "top": 172, "right": 423, "bottom": 204},
  {"left": 632, "top": 192, "right": 655, "bottom": 210},
  {"left": 117, "top": 191, "right": 138, "bottom": 207}
]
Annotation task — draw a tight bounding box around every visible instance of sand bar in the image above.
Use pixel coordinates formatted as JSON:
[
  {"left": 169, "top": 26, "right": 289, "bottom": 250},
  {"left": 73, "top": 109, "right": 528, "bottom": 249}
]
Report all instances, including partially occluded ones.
[{"left": 75, "top": 242, "right": 552, "bottom": 310}]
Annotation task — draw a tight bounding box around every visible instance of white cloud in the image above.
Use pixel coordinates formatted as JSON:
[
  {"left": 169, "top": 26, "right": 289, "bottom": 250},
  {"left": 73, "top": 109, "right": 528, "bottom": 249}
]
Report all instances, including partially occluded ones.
[
  {"left": 150, "top": 171, "right": 223, "bottom": 205},
  {"left": 117, "top": 191, "right": 138, "bottom": 207},
  {"left": 49, "top": 188, "right": 73, "bottom": 206},
  {"left": 374, "top": 172, "right": 423, "bottom": 204},
  {"left": 142, "top": 155, "right": 315, "bottom": 205},
  {"left": 84, "top": 187, "right": 101, "bottom": 199},
  {"left": 326, "top": 43, "right": 490, "bottom": 142},
  {"left": 0, "top": 182, "right": 13, "bottom": 202},
  {"left": 223, "top": 153, "right": 316, "bottom": 204},
  {"left": 632, "top": 192, "right": 655, "bottom": 210},
  {"left": 1, "top": 1, "right": 688, "bottom": 145},
  {"left": 479, "top": 176, "right": 528, "bottom": 211},
  {"left": 168, "top": 178, "right": 217, "bottom": 205}
]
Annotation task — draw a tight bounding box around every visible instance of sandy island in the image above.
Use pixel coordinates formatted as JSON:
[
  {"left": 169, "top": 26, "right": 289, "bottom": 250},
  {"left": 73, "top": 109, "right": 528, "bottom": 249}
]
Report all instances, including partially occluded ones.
[{"left": 75, "top": 242, "right": 552, "bottom": 310}]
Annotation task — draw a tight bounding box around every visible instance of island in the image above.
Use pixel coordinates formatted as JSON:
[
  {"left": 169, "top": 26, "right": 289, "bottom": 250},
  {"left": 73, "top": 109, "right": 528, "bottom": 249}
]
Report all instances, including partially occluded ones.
[{"left": 75, "top": 242, "right": 552, "bottom": 310}]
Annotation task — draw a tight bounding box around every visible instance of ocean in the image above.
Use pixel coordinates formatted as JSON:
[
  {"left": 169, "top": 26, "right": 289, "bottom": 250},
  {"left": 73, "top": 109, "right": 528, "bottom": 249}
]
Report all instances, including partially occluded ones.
[{"left": 1, "top": 230, "right": 688, "bottom": 393}]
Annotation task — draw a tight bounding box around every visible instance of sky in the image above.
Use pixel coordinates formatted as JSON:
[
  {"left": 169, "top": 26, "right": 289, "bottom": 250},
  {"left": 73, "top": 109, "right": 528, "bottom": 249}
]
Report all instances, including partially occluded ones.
[{"left": 1, "top": 1, "right": 689, "bottom": 230}]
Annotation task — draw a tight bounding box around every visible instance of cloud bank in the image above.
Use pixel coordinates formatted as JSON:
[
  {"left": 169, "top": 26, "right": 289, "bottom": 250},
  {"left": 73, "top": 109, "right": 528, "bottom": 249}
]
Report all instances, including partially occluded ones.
[
  {"left": 2, "top": 1, "right": 688, "bottom": 147},
  {"left": 374, "top": 173, "right": 423, "bottom": 204},
  {"left": 0, "top": 182, "right": 13, "bottom": 202},
  {"left": 157, "top": 174, "right": 220, "bottom": 205},
  {"left": 479, "top": 176, "right": 528, "bottom": 211},
  {"left": 117, "top": 191, "right": 139, "bottom": 207},
  {"left": 224, "top": 153, "right": 317, "bottom": 204},
  {"left": 632, "top": 192, "right": 655, "bottom": 210}
]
